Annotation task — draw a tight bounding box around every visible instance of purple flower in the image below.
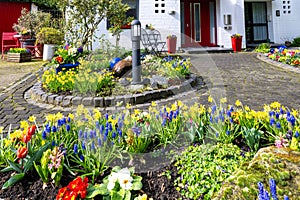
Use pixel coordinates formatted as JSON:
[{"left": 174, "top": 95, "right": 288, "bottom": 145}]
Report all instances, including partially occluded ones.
[
  {"left": 77, "top": 46, "right": 83, "bottom": 53},
  {"left": 276, "top": 122, "right": 281, "bottom": 129},
  {"left": 52, "top": 125, "right": 57, "bottom": 132},
  {"left": 284, "top": 195, "right": 289, "bottom": 200},
  {"left": 66, "top": 124, "right": 71, "bottom": 132},
  {"left": 295, "top": 131, "right": 299, "bottom": 138},
  {"left": 79, "top": 154, "right": 84, "bottom": 161},
  {"left": 257, "top": 182, "right": 264, "bottom": 200},
  {"left": 270, "top": 118, "right": 276, "bottom": 126},
  {"left": 226, "top": 130, "right": 230, "bottom": 135},
  {"left": 42, "top": 130, "right": 47, "bottom": 140},
  {"left": 269, "top": 178, "right": 278, "bottom": 200},
  {"left": 98, "top": 138, "right": 102, "bottom": 146},
  {"left": 45, "top": 124, "right": 51, "bottom": 133},
  {"left": 73, "top": 144, "right": 78, "bottom": 154}
]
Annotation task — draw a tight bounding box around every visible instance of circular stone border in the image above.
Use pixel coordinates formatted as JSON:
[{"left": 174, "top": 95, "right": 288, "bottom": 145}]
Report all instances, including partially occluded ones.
[
  {"left": 29, "top": 74, "right": 199, "bottom": 108},
  {"left": 257, "top": 53, "right": 300, "bottom": 74}
]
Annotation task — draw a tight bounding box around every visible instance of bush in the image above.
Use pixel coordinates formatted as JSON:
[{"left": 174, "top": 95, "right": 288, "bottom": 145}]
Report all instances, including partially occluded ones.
[
  {"left": 291, "top": 37, "right": 300, "bottom": 47},
  {"left": 36, "top": 27, "right": 64, "bottom": 45},
  {"left": 255, "top": 43, "right": 271, "bottom": 53}
]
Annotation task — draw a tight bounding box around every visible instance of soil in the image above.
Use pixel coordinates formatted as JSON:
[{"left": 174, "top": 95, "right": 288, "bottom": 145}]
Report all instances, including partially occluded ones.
[{"left": 0, "top": 163, "right": 184, "bottom": 200}]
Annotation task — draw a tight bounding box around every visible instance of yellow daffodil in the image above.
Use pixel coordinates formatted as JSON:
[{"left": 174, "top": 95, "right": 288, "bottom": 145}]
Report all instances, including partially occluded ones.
[
  {"left": 208, "top": 95, "right": 213, "bottom": 103},
  {"left": 28, "top": 115, "right": 36, "bottom": 123},
  {"left": 0, "top": 127, "right": 3, "bottom": 134},
  {"left": 220, "top": 97, "right": 227, "bottom": 104},
  {"left": 235, "top": 100, "right": 242, "bottom": 107},
  {"left": 270, "top": 102, "right": 281, "bottom": 110}
]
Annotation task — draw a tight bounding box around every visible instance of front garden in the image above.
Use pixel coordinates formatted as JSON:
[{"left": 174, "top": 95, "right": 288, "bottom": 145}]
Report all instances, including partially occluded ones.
[
  {"left": 1, "top": 1, "right": 300, "bottom": 198},
  {"left": 0, "top": 86, "right": 299, "bottom": 199}
]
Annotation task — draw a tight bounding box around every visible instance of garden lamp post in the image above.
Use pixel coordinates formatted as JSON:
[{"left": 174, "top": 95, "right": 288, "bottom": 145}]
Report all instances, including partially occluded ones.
[{"left": 131, "top": 19, "right": 141, "bottom": 84}]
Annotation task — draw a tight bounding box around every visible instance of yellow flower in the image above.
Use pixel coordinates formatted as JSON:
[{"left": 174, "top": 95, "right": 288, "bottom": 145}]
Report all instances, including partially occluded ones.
[
  {"left": 235, "top": 100, "right": 242, "bottom": 107},
  {"left": 244, "top": 105, "right": 250, "bottom": 111},
  {"left": 208, "top": 95, "right": 213, "bottom": 103},
  {"left": 68, "top": 113, "right": 74, "bottom": 120},
  {"left": 93, "top": 109, "right": 102, "bottom": 120},
  {"left": 220, "top": 97, "right": 227, "bottom": 104},
  {"left": 291, "top": 109, "right": 298, "bottom": 117},
  {"left": 270, "top": 102, "right": 281, "bottom": 110},
  {"left": 0, "top": 127, "right": 3, "bottom": 134},
  {"left": 28, "top": 115, "right": 36, "bottom": 123},
  {"left": 151, "top": 101, "right": 157, "bottom": 107},
  {"left": 177, "top": 100, "right": 183, "bottom": 107},
  {"left": 126, "top": 103, "right": 132, "bottom": 109},
  {"left": 20, "top": 120, "right": 29, "bottom": 130},
  {"left": 134, "top": 109, "right": 141, "bottom": 115}
]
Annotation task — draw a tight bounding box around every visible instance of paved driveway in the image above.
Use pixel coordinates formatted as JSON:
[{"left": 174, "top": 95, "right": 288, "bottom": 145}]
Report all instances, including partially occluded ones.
[{"left": 189, "top": 52, "right": 300, "bottom": 110}]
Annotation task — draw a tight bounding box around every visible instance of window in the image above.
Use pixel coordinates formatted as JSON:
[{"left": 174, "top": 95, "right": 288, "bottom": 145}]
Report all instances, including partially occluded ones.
[{"left": 107, "top": 0, "right": 139, "bottom": 29}]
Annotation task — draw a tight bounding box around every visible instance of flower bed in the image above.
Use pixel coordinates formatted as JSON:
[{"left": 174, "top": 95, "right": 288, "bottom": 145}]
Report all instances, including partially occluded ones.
[
  {"left": 0, "top": 98, "right": 299, "bottom": 199},
  {"left": 266, "top": 46, "right": 300, "bottom": 67}
]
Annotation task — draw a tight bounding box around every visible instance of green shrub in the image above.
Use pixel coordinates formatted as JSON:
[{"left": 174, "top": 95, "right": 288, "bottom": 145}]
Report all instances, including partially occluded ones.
[
  {"left": 255, "top": 43, "right": 271, "bottom": 53},
  {"left": 174, "top": 143, "right": 253, "bottom": 200},
  {"left": 291, "top": 37, "right": 300, "bottom": 47}
]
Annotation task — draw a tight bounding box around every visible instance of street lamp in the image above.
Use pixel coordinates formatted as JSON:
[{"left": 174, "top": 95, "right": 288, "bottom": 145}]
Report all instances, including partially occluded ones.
[{"left": 131, "top": 19, "right": 141, "bottom": 85}]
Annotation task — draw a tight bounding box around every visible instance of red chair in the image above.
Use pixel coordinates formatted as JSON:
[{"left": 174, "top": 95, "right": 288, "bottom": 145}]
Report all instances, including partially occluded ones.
[{"left": 1, "top": 32, "right": 20, "bottom": 59}]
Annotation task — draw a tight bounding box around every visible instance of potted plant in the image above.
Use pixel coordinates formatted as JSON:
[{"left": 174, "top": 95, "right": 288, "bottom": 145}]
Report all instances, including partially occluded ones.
[
  {"left": 52, "top": 45, "right": 85, "bottom": 73},
  {"left": 231, "top": 34, "right": 243, "bottom": 52},
  {"left": 7, "top": 48, "right": 31, "bottom": 62},
  {"left": 36, "top": 27, "right": 64, "bottom": 61},
  {"left": 166, "top": 35, "right": 177, "bottom": 53},
  {"left": 12, "top": 8, "right": 52, "bottom": 46}
]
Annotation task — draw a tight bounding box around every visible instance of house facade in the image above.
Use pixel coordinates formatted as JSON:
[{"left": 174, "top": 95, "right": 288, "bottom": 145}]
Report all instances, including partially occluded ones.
[{"left": 95, "top": 0, "right": 300, "bottom": 50}]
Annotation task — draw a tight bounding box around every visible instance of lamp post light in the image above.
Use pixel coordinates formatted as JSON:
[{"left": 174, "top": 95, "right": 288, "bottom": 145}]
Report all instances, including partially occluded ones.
[{"left": 131, "top": 19, "right": 141, "bottom": 85}]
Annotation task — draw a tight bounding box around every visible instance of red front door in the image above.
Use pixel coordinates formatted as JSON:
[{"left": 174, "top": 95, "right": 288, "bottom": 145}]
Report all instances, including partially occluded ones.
[{"left": 181, "top": 0, "right": 217, "bottom": 47}]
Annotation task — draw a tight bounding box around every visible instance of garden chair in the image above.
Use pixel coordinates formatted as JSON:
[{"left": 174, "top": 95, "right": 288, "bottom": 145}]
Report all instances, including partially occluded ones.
[
  {"left": 149, "top": 29, "right": 166, "bottom": 55},
  {"left": 141, "top": 28, "right": 153, "bottom": 54},
  {"left": 1, "top": 32, "right": 20, "bottom": 59}
]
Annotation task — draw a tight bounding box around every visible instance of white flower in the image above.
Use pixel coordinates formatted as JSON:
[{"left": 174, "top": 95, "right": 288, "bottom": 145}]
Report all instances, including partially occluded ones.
[
  {"left": 117, "top": 168, "right": 133, "bottom": 190},
  {"left": 118, "top": 173, "right": 133, "bottom": 190},
  {"left": 107, "top": 172, "right": 118, "bottom": 191}
]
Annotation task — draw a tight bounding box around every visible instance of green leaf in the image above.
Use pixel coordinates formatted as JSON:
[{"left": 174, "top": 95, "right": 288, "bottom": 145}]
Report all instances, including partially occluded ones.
[
  {"left": 33, "top": 161, "right": 48, "bottom": 183},
  {"left": 24, "top": 142, "right": 51, "bottom": 173},
  {"left": 7, "top": 159, "right": 22, "bottom": 173},
  {"left": 86, "top": 184, "right": 109, "bottom": 198},
  {"left": 2, "top": 173, "right": 25, "bottom": 189},
  {"left": 0, "top": 166, "right": 14, "bottom": 173}
]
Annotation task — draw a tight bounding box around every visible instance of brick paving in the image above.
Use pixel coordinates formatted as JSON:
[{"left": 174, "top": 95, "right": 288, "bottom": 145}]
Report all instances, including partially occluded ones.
[{"left": 0, "top": 52, "right": 299, "bottom": 132}]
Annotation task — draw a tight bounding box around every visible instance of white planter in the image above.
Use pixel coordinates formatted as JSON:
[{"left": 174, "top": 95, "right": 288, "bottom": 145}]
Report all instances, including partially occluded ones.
[{"left": 43, "top": 44, "right": 56, "bottom": 61}]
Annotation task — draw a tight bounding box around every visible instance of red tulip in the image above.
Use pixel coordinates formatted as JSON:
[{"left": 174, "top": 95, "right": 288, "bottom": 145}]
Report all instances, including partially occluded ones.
[
  {"left": 17, "top": 147, "right": 28, "bottom": 159},
  {"left": 27, "top": 125, "right": 36, "bottom": 136},
  {"left": 22, "top": 134, "right": 32, "bottom": 143}
]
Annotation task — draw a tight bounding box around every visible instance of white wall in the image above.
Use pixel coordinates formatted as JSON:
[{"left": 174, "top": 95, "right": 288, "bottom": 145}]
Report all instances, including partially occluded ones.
[
  {"left": 218, "top": 0, "right": 246, "bottom": 48},
  {"left": 271, "top": 0, "right": 300, "bottom": 43},
  {"left": 92, "top": 0, "right": 181, "bottom": 51}
]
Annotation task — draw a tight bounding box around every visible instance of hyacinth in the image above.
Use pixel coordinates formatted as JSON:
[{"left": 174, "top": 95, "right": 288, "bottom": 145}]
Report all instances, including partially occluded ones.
[
  {"left": 269, "top": 178, "right": 278, "bottom": 200},
  {"left": 48, "top": 145, "right": 66, "bottom": 170}
]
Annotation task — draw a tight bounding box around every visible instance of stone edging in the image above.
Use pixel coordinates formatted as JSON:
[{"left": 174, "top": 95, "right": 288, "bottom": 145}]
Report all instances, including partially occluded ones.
[
  {"left": 256, "top": 53, "right": 300, "bottom": 74},
  {"left": 29, "top": 74, "right": 198, "bottom": 108}
]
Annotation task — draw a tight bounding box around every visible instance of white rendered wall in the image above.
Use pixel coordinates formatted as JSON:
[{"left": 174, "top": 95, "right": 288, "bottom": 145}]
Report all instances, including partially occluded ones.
[
  {"left": 92, "top": 0, "right": 181, "bottom": 51},
  {"left": 218, "top": 0, "right": 246, "bottom": 48},
  {"left": 271, "top": 0, "right": 300, "bottom": 44}
]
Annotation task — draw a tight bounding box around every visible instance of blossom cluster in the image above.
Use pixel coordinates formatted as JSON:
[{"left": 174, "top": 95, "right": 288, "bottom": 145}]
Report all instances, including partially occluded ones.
[
  {"left": 267, "top": 46, "right": 300, "bottom": 67},
  {"left": 56, "top": 176, "right": 89, "bottom": 200}
]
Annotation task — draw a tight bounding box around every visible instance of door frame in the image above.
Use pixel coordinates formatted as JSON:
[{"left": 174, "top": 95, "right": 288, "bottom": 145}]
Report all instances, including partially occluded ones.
[
  {"left": 180, "top": 0, "right": 217, "bottom": 47},
  {"left": 244, "top": 2, "right": 269, "bottom": 45}
]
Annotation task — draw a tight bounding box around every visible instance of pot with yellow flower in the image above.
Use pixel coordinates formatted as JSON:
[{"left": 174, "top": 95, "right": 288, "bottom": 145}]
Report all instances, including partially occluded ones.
[
  {"left": 53, "top": 45, "right": 84, "bottom": 74},
  {"left": 231, "top": 34, "right": 243, "bottom": 52}
]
